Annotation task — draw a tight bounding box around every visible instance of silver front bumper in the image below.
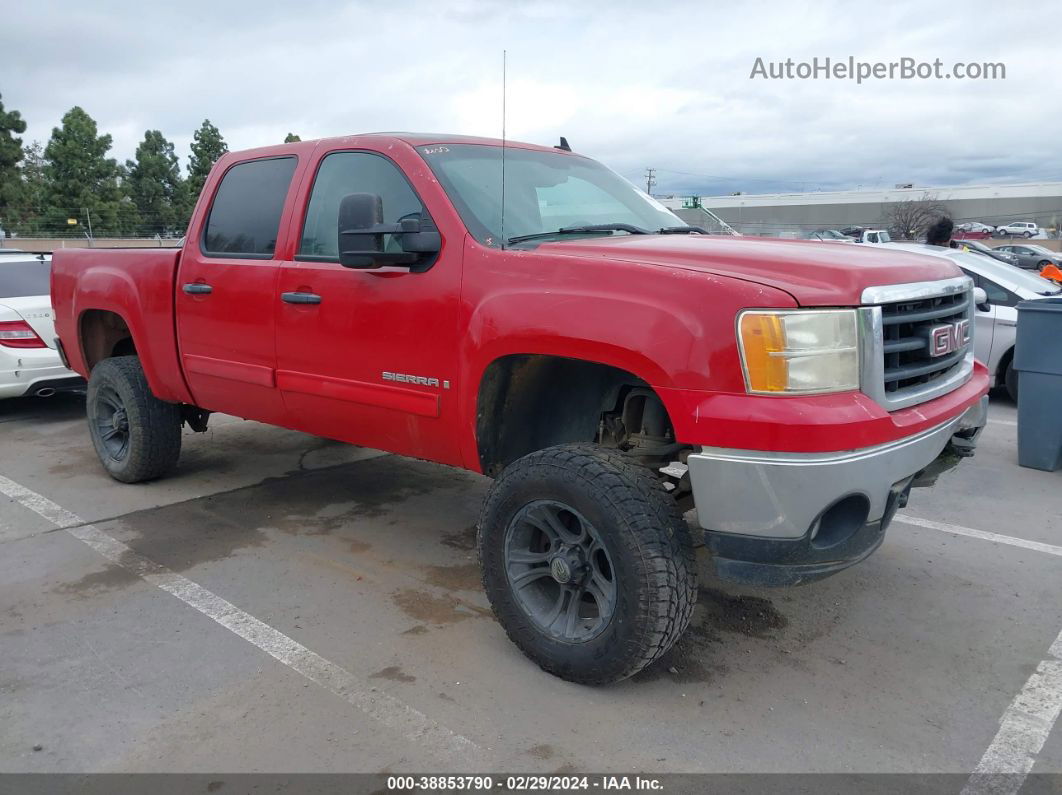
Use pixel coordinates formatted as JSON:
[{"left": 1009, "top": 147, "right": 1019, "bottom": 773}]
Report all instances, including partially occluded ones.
[{"left": 687, "top": 396, "right": 988, "bottom": 539}]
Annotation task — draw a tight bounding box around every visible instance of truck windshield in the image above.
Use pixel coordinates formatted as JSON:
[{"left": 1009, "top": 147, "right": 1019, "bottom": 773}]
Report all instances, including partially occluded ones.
[{"left": 417, "top": 144, "right": 685, "bottom": 246}]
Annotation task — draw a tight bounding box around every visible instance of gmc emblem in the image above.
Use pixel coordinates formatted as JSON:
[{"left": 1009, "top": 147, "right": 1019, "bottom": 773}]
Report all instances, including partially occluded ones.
[{"left": 929, "top": 319, "right": 970, "bottom": 357}]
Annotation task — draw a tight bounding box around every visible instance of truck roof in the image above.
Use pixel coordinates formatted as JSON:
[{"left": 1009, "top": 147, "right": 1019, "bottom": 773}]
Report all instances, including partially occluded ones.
[{"left": 220, "top": 132, "right": 570, "bottom": 163}]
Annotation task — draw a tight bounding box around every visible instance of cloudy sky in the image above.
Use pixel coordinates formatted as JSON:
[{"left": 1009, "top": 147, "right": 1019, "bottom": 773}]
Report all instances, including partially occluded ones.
[{"left": 3, "top": 0, "right": 1057, "bottom": 196}]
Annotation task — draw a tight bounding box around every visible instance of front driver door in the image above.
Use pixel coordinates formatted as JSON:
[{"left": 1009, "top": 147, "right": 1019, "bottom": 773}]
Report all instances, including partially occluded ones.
[
  {"left": 963, "top": 270, "right": 996, "bottom": 366},
  {"left": 274, "top": 149, "right": 463, "bottom": 466}
]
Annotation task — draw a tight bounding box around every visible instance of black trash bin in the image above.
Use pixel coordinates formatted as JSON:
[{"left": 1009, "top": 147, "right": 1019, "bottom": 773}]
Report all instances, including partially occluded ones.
[{"left": 1014, "top": 297, "right": 1062, "bottom": 471}]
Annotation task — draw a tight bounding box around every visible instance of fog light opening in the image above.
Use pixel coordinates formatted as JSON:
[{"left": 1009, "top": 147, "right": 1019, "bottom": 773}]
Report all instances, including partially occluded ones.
[{"left": 810, "top": 494, "right": 870, "bottom": 549}]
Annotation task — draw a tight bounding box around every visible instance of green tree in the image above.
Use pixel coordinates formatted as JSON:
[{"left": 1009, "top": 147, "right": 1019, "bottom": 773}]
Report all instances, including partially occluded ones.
[
  {"left": 127, "top": 130, "right": 184, "bottom": 235},
  {"left": 284, "top": 132, "right": 301, "bottom": 143},
  {"left": 187, "top": 119, "right": 228, "bottom": 202},
  {"left": 9, "top": 141, "right": 47, "bottom": 235},
  {"left": 0, "top": 93, "right": 28, "bottom": 235},
  {"left": 43, "top": 106, "right": 132, "bottom": 236}
]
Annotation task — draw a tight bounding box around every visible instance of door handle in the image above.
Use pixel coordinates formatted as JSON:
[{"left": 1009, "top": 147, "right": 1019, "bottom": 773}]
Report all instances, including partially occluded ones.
[
  {"left": 182, "top": 283, "right": 213, "bottom": 295},
  {"left": 281, "top": 291, "right": 322, "bottom": 305}
]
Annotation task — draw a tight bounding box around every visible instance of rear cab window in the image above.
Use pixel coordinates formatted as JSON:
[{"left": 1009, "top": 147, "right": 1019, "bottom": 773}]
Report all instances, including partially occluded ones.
[{"left": 202, "top": 157, "right": 298, "bottom": 258}]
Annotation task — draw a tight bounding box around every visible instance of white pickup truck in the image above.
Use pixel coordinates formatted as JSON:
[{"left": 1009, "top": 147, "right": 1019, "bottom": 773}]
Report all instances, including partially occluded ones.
[{"left": 843, "top": 228, "right": 892, "bottom": 244}]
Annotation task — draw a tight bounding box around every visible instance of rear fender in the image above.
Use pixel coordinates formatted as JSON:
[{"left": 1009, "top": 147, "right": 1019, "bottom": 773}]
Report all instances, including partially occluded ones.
[{"left": 72, "top": 264, "right": 193, "bottom": 404}]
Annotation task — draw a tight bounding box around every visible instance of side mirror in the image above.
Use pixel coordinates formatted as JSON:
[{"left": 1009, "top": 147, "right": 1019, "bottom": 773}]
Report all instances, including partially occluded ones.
[
  {"left": 973, "top": 286, "right": 990, "bottom": 312},
  {"left": 338, "top": 193, "right": 441, "bottom": 269}
]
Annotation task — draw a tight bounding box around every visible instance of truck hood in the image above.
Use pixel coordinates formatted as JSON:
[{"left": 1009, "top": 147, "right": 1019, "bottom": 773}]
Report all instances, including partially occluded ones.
[{"left": 537, "top": 235, "right": 963, "bottom": 306}]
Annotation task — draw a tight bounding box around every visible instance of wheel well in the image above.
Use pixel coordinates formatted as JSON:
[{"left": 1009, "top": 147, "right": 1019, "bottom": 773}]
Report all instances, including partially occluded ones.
[
  {"left": 80, "top": 310, "right": 136, "bottom": 371},
  {"left": 475, "top": 354, "right": 677, "bottom": 477}
]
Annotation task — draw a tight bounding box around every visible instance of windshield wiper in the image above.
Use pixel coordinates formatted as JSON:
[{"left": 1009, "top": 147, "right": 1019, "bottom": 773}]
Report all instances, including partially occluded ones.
[
  {"left": 507, "top": 223, "right": 648, "bottom": 245},
  {"left": 656, "top": 226, "right": 708, "bottom": 235}
]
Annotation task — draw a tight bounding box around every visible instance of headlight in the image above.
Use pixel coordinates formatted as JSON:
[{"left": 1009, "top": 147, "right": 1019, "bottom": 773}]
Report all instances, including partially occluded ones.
[{"left": 737, "top": 309, "right": 859, "bottom": 394}]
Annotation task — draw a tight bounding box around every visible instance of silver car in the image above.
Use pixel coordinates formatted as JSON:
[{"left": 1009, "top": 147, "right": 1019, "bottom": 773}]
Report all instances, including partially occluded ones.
[
  {"left": 890, "top": 243, "right": 1061, "bottom": 400},
  {"left": 994, "top": 243, "right": 1062, "bottom": 271}
]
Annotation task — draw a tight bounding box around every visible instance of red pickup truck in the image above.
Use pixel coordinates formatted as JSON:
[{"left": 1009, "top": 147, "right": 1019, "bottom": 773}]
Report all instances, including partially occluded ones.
[{"left": 51, "top": 134, "right": 989, "bottom": 684}]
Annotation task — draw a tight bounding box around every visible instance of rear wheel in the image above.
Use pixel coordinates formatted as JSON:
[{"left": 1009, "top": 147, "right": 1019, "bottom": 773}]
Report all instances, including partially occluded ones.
[
  {"left": 87, "top": 356, "right": 182, "bottom": 483},
  {"left": 478, "top": 443, "right": 697, "bottom": 684}
]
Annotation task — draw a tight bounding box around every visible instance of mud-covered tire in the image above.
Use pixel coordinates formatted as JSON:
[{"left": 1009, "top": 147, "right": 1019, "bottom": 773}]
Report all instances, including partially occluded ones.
[
  {"left": 86, "top": 356, "right": 182, "bottom": 483},
  {"left": 478, "top": 443, "right": 697, "bottom": 685}
]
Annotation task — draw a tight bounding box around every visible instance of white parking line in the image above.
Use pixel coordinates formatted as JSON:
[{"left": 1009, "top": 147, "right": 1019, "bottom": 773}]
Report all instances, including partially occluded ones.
[
  {"left": 0, "top": 474, "right": 488, "bottom": 768},
  {"left": 962, "top": 628, "right": 1062, "bottom": 795},
  {"left": 989, "top": 418, "right": 1018, "bottom": 427},
  {"left": 896, "top": 510, "right": 1062, "bottom": 792},
  {"left": 895, "top": 514, "right": 1062, "bottom": 558}
]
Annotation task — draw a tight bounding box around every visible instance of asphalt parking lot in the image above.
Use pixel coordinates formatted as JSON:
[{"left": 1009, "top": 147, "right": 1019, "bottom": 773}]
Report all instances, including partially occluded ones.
[{"left": 1, "top": 392, "right": 1060, "bottom": 778}]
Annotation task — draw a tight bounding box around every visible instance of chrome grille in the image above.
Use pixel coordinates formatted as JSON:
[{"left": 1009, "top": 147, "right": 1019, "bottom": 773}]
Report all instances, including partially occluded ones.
[
  {"left": 859, "top": 276, "right": 975, "bottom": 411},
  {"left": 881, "top": 291, "right": 970, "bottom": 394}
]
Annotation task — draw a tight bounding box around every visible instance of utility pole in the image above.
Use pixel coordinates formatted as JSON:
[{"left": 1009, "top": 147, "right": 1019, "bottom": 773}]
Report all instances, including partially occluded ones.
[
  {"left": 83, "top": 207, "right": 94, "bottom": 241},
  {"left": 644, "top": 167, "right": 656, "bottom": 196}
]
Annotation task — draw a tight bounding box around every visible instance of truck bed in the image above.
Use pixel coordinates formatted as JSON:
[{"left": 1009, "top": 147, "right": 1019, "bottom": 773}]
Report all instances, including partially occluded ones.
[{"left": 51, "top": 247, "right": 194, "bottom": 404}]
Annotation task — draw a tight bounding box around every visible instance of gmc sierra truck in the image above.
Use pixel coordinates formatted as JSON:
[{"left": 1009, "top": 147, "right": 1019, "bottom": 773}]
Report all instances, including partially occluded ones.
[{"left": 51, "top": 134, "right": 989, "bottom": 684}]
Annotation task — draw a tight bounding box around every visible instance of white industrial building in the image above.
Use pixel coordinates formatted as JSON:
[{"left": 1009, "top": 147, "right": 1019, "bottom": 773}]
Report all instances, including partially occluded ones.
[{"left": 659, "top": 182, "right": 1062, "bottom": 238}]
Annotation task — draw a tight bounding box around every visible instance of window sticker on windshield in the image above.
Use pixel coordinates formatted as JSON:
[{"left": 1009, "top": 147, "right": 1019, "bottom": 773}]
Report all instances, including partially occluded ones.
[{"left": 422, "top": 146, "right": 450, "bottom": 155}]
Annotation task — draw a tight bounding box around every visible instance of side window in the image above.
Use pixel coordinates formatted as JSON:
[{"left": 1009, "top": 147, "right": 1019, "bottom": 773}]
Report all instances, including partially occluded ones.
[
  {"left": 299, "top": 152, "right": 425, "bottom": 259},
  {"left": 975, "top": 273, "right": 1018, "bottom": 307},
  {"left": 203, "top": 157, "right": 297, "bottom": 257}
]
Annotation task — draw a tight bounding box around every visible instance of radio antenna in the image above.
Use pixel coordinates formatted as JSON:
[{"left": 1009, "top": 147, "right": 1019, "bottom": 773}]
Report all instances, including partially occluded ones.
[{"left": 500, "top": 49, "right": 507, "bottom": 250}]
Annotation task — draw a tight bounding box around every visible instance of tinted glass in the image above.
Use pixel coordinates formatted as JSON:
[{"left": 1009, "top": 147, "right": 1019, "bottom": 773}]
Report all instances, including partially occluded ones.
[
  {"left": 0, "top": 258, "right": 51, "bottom": 298},
  {"left": 299, "top": 152, "right": 425, "bottom": 259},
  {"left": 203, "top": 157, "right": 297, "bottom": 256}
]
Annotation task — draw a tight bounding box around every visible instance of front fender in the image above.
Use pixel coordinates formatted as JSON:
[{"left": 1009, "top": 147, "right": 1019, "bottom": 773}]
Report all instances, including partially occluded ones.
[{"left": 455, "top": 242, "right": 799, "bottom": 468}]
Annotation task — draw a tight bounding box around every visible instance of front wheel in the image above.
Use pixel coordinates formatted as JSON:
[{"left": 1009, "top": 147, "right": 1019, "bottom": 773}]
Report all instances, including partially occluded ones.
[
  {"left": 87, "top": 356, "right": 182, "bottom": 483},
  {"left": 1004, "top": 357, "right": 1019, "bottom": 402},
  {"left": 478, "top": 444, "right": 697, "bottom": 685}
]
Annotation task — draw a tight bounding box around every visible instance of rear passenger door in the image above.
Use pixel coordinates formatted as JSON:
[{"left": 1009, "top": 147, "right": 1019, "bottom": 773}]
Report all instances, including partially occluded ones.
[{"left": 176, "top": 156, "right": 299, "bottom": 423}]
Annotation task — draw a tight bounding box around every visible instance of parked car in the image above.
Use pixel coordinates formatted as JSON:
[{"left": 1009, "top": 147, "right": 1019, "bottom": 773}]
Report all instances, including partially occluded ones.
[
  {"left": 841, "top": 227, "right": 892, "bottom": 244},
  {"left": 891, "top": 242, "right": 1061, "bottom": 400},
  {"left": 0, "top": 251, "right": 84, "bottom": 399},
  {"left": 953, "top": 239, "right": 1020, "bottom": 266},
  {"left": 995, "top": 221, "right": 1041, "bottom": 238},
  {"left": 995, "top": 243, "right": 1062, "bottom": 271},
  {"left": 953, "top": 222, "right": 995, "bottom": 240},
  {"left": 805, "top": 229, "right": 854, "bottom": 242},
  {"left": 51, "top": 133, "right": 989, "bottom": 684}
]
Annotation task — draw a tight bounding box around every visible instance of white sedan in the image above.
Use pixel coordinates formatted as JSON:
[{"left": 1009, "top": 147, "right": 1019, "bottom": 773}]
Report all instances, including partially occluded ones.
[{"left": 0, "top": 251, "right": 84, "bottom": 399}]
